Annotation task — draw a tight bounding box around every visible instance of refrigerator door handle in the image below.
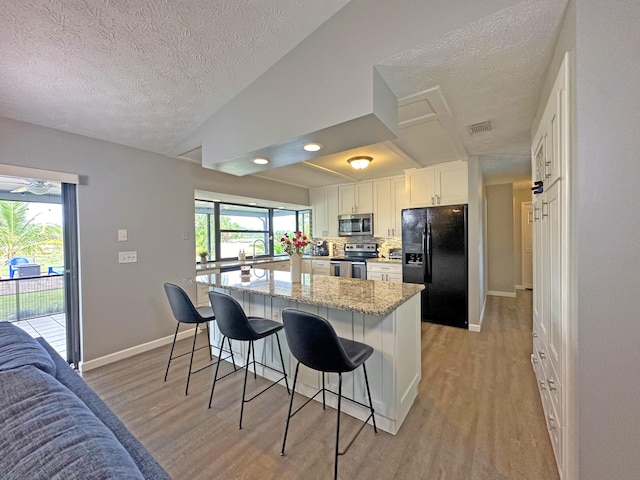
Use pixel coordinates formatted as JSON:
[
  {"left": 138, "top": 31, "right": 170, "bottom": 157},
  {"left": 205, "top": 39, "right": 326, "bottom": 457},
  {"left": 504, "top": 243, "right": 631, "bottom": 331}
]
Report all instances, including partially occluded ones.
[{"left": 426, "top": 222, "right": 433, "bottom": 283}]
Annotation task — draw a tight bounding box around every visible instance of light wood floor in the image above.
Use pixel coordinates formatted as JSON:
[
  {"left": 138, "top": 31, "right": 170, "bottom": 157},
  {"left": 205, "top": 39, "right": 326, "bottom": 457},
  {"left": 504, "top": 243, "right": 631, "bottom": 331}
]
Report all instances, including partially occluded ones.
[{"left": 83, "top": 290, "right": 559, "bottom": 480}]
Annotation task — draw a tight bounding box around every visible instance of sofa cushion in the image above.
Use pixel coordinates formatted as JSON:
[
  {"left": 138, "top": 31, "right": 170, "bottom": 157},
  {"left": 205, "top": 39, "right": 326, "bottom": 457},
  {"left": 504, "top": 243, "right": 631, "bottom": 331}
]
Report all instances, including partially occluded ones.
[
  {"left": 0, "top": 322, "right": 56, "bottom": 376},
  {"left": 0, "top": 365, "right": 145, "bottom": 479}
]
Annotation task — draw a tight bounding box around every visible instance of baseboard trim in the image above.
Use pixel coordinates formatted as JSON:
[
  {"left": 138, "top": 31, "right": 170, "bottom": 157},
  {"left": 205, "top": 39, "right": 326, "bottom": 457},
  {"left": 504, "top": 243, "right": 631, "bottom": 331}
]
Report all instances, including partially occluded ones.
[
  {"left": 80, "top": 327, "right": 198, "bottom": 372},
  {"left": 487, "top": 290, "right": 516, "bottom": 298},
  {"left": 516, "top": 285, "right": 526, "bottom": 290},
  {"left": 469, "top": 296, "right": 487, "bottom": 332}
]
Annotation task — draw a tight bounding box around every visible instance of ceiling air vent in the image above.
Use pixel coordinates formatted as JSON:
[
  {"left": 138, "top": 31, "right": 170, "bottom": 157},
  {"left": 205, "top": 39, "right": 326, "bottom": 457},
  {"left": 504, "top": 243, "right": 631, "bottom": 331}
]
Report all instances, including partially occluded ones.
[{"left": 467, "top": 121, "right": 492, "bottom": 135}]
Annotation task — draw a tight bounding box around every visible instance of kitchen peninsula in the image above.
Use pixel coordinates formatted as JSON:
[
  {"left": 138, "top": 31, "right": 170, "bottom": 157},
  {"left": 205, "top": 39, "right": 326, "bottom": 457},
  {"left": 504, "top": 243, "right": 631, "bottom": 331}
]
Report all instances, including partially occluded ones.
[{"left": 196, "top": 268, "right": 424, "bottom": 434}]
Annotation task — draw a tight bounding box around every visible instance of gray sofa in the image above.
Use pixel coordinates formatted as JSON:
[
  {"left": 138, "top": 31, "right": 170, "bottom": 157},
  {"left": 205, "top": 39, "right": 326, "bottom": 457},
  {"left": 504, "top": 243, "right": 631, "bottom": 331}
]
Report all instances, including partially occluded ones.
[{"left": 0, "top": 322, "right": 171, "bottom": 479}]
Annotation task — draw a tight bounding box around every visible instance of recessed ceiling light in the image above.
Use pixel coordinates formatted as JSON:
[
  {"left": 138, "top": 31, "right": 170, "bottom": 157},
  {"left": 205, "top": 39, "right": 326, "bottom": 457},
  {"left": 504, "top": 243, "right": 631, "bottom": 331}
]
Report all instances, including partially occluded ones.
[
  {"left": 248, "top": 202, "right": 257, "bottom": 206},
  {"left": 347, "top": 156, "right": 372, "bottom": 170},
  {"left": 276, "top": 206, "right": 284, "bottom": 209},
  {"left": 252, "top": 157, "right": 269, "bottom": 165},
  {"left": 303, "top": 143, "right": 323, "bottom": 152}
]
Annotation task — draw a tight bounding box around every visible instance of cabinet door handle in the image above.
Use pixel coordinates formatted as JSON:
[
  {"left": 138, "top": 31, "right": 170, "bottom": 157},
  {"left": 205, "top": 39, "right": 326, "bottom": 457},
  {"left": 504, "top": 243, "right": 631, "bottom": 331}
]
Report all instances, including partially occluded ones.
[
  {"left": 547, "top": 378, "right": 556, "bottom": 391},
  {"left": 548, "top": 415, "right": 556, "bottom": 430},
  {"left": 539, "top": 380, "right": 547, "bottom": 390},
  {"left": 534, "top": 207, "right": 540, "bottom": 221},
  {"left": 542, "top": 201, "right": 549, "bottom": 218},
  {"left": 538, "top": 350, "right": 546, "bottom": 359},
  {"left": 545, "top": 160, "right": 551, "bottom": 179},
  {"left": 437, "top": 194, "right": 441, "bottom": 204},
  {"left": 431, "top": 196, "right": 435, "bottom": 205},
  {"left": 533, "top": 331, "right": 538, "bottom": 338}
]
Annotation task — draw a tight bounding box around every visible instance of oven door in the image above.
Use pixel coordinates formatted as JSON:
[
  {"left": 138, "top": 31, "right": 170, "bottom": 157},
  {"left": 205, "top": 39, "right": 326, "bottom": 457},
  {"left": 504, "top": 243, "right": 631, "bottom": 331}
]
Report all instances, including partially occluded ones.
[
  {"left": 330, "top": 260, "right": 352, "bottom": 277},
  {"left": 351, "top": 261, "right": 366, "bottom": 280}
]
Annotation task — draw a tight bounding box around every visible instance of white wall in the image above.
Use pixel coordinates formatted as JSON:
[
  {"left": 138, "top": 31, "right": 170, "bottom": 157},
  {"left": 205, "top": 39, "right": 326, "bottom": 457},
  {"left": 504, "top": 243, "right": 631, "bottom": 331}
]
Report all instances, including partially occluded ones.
[
  {"left": 485, "top": 183, "right": 515, "bottom": 295},
  {"left": 575, "top": 1, "right": 640, "bottom": 478},
  {"left": 0, "top": 117, "right": 308, "bottom": 362},
  {"left": 467, "top": 156, "right": 486, "bottom": 330}
]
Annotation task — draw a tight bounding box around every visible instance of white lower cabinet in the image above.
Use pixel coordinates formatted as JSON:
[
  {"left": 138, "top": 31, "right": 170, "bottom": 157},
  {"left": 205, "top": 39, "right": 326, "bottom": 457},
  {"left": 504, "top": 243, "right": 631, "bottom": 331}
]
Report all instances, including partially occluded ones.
[
  {"left": 366, "top": 262, "right": 403, "bottom": 283},
  {"left": 311, "top": 259, "right": 330, "bottom": 276}
]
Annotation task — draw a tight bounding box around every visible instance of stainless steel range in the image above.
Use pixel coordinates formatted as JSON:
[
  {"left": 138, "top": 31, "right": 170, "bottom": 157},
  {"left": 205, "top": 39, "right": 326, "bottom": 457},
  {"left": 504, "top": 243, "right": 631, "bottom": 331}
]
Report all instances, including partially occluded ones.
[{"left": 329, "top": 243, "right": 378, "bottom": 279}]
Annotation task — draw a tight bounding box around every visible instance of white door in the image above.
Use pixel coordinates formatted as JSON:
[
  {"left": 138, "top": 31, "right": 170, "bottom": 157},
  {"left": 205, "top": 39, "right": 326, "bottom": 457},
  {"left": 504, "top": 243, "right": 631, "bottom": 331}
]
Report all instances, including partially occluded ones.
[{"left": 521, "top": 202, "right": 533, "bottom": 289}]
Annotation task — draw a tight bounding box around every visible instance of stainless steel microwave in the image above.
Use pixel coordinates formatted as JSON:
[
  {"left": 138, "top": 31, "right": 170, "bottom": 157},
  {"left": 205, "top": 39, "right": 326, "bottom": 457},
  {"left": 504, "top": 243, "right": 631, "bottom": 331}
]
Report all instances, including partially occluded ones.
[{"left": 338, "top": 213, "right": 373, "bottom": 237}]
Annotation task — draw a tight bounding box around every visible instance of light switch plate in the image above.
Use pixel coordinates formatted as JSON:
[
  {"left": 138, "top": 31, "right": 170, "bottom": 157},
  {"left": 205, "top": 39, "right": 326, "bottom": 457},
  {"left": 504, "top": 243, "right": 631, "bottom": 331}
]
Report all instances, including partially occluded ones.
[
  {"left": 118, "top": 229, "right": 128, "bottom": 241},
  {"left": 118, "top": 251, "right": 137, "bottom": 263}
]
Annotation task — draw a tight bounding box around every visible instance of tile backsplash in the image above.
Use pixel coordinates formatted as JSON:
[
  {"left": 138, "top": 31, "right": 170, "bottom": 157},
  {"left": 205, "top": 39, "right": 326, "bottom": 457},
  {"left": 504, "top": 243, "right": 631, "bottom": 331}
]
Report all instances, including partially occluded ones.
[{"left": 314, "top": 236, "right": 401, "bottom": 258}]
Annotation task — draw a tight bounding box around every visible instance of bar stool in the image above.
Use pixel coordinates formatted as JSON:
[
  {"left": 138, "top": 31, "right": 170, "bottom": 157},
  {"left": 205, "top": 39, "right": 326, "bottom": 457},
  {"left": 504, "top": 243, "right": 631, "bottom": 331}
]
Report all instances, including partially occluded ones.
[
  {"left": 163, "top": 283, "right": 235, "bottom": 395},
  {"left": 280, "top": 308, "right": 377, "bottom": 480},
  {"left": 208, "top": 290, "right": 290, "bottom": 429}
]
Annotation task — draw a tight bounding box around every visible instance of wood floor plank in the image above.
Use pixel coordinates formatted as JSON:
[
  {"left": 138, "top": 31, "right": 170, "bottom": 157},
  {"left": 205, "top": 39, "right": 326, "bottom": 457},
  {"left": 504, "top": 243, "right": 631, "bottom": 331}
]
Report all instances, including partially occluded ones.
[{"left": 83, "top": 290, "right": 559, "bottom": 479}]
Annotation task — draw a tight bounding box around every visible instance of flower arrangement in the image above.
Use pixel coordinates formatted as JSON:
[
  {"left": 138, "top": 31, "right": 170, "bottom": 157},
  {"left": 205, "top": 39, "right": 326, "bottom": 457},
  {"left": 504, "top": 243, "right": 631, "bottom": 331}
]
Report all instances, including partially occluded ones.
[{"left": 279, "top": 231, "right": 309, "bottom": 255}]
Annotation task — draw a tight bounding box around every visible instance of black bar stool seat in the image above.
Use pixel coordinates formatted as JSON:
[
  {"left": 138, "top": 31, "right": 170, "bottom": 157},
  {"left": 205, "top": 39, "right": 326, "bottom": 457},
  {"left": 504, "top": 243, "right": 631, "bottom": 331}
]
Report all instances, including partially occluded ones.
[
  {"left": 163, "top": 283, "right": 235, "bottom": 395},
  {"left": 280, "top": 308, "right": 378, "bottom": 480},
  {"left": 208, "top": 291, "right": 290, "bottom": 429}
]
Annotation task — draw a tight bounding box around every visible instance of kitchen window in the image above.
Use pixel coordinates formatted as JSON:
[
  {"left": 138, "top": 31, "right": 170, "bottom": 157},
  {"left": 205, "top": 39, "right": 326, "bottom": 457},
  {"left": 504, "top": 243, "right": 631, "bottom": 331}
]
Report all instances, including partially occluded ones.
[{"left": 195, "top": 200, "right": 310, "bottom": 262}]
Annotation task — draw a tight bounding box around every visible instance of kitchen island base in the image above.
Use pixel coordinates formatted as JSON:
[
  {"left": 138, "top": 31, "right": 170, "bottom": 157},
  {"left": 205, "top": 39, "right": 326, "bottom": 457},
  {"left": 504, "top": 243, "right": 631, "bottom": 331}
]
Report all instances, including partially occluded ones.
[{"left": 207, "top": 287, "right": 421, "bottom": 435}]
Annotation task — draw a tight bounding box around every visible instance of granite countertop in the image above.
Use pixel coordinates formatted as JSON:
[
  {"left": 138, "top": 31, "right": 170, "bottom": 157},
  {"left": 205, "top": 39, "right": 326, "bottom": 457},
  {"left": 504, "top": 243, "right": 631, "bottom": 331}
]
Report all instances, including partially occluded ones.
[
  {"left": 197, "top": 255, "right": 332, "bottom": 272},
  {"left": 196, "top": 268, "right": 423, "bottom": 316}
]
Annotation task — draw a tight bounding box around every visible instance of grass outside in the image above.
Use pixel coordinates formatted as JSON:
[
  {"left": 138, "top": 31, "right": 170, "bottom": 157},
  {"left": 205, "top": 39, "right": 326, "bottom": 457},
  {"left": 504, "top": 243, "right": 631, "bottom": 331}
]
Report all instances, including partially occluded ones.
[{"left": 0, "top": 288, "right": 64, "bottom": 322}]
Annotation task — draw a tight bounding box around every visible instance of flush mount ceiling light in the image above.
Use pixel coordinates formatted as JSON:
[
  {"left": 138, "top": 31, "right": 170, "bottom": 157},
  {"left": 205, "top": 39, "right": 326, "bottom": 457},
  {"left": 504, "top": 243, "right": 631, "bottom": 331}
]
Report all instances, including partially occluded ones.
[
  {"left": 303, "top": 143, "right": 323, "bottom": 152},
  {"left": 347, "top": 156, "right": 372, "bottom": 170},
  {"left": 252, "top": 157, "right": 269, "bottom": 165}
]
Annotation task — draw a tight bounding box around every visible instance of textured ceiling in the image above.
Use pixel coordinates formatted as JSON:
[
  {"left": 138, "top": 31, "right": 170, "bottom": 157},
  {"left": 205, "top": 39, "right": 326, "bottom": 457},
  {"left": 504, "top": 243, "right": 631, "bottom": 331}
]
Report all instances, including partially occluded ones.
[
  {"left": 376, "top": 0, "right": 568, "bottom": 172},
  {"left": 0, "top": 0, "right": 570, "bottom": 187},
  {"left": 0, "top": 0, "right": 350, "bottom": 154}
]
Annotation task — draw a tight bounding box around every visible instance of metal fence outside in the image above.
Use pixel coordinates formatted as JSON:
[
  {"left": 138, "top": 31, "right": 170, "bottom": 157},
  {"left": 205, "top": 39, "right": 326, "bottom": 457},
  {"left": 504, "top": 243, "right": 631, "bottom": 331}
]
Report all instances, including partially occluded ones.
[{"left": 0, "top": 275, "right": 65, "bottom": 322}]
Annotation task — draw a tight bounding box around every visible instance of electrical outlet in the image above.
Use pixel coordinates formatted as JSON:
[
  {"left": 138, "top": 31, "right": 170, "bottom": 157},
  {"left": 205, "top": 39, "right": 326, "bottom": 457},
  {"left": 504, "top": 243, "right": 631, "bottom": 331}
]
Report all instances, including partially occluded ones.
[
  {"left": 118, "top": 251, "right": 137, "bottom": 263},
  {"left": 118, "top": 229, "right": 128, "bottom": 241}
]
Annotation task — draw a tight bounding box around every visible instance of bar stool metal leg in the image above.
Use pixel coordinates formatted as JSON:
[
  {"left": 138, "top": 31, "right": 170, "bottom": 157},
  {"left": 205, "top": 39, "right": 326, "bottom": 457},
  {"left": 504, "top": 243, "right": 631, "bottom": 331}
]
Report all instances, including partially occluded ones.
[
  {"left": 208, "top": 335, "right": 227, "bottom": 408},
  {"left": 185, "top": 324, "right": 200, "bottom": 395},
  {"left": 274, "top": 333, "right": 290, "bottom": 394},
  {"left": 205, "top": 322, "right": 213, "bottom": 361},
  {"left": 164, "top": 323, "right": 180, "bottom": 382},
  {"left": 239, "top": 341, "right": 253, "bottom": 429},
  {"left": 362, "top": 363, "right": 378, "bottom": 434},
  {"left": 334, "top": 373, "right": 343, "bottom": 480},
  {"left": 322, "top": 372, "right": 326, "bottom": 409},
  {"left": 281, "top": 361, "right": 300, "bottom": 456}
]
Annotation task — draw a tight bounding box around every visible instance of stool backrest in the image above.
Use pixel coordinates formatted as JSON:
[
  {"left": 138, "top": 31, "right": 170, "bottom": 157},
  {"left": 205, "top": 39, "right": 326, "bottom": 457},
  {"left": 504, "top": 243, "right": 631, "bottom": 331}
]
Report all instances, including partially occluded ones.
[
  {"left": 281, "top": 308, "right": 350, "bottom": 373},
  {"left": 164, "top": 283, "right": 206, "bottom": 324},
  {"left": 208, "top": 291, "right": 257, "bottom": 341}
]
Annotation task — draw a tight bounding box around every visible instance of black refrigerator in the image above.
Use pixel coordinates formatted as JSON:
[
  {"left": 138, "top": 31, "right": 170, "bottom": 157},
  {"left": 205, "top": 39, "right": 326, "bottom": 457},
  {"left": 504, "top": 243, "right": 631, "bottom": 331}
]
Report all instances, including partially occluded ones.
[{"left": 401, "top": 205, "right": 468, "bottom": 329}]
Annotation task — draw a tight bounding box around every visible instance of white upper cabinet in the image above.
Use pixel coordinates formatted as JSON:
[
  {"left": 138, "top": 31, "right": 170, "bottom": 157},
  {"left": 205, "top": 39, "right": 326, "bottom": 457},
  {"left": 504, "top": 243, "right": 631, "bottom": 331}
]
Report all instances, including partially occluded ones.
[
  {"left": 310, "top": 186, "right": 338, "bottom": 238},
  {"left": 338, "top": 182, "right": 373, "bottom": 215},
  {"left": 435, "top": 162, "right": 468, "bottom": 205},
  {"left": 373, "top": 176, "right": 405, "bottom": 237},
  {"left": 405, "top": 161, "right": 468, "bottom": 207}
]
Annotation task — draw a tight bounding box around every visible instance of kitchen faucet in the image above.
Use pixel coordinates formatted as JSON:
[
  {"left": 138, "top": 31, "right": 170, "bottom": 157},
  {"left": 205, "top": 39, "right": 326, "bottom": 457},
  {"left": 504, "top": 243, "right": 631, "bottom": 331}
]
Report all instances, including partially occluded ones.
[{"left": 252, "top": 239, "right": 266, "bottom": 259}]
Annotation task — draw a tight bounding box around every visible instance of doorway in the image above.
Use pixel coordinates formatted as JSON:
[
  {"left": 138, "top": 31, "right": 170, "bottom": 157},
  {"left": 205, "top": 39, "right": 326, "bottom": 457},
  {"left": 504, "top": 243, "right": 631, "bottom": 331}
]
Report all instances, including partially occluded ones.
[
  {"left": 0, "top": 169, "right": 80, "bottom": 366},
  {"left": 521, "top": 202, "right": 533, "bottom": 289}
]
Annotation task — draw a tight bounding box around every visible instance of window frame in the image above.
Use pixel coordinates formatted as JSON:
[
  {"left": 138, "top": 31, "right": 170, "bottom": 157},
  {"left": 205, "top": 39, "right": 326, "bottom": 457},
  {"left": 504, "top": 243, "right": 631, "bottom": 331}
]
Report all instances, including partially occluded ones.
[{"left": 195, "top": 199, "right": 311, "bottom": 263}]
